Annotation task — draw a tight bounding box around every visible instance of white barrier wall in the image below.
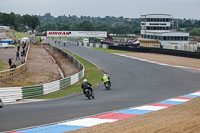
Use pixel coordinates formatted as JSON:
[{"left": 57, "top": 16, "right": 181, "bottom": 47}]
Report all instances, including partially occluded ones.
[
  {"left": 70, "top": 73, "right": 79, "bottom": 85},
  {"left": 43, "top": 80, "right": 60, "bottom": 95},
  {"left": 0, "top": 87, "right": 22, "bottom": 103}
]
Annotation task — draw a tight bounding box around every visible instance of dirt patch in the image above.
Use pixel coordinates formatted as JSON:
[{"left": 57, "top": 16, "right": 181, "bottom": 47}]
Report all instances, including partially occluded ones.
[
  {"left": 0, "top": 44, "right": 79, "bottom": 87},
  {"left": 47, "top": 48, "right": 80, "bottom": 77},
  {"left": 121, "top": 53, "right": 200, "bottom": 69},
  {"left": 67, "top": 97, "right": 200, "bottom": 133}
]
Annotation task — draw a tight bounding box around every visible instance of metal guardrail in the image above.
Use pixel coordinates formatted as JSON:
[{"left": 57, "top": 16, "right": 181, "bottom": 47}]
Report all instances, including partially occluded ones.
[
  {"left": 109, "top": 46, "right": 200, "bottom": 59},
  {"left": 0, "top": 44, "right": 30, "bottom": 81}
]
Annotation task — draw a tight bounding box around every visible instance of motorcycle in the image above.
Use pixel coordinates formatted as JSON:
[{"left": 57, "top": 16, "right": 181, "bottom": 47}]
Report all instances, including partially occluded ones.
[
  {"left": 0, "top": 98, "right": 3, "bottom": 108},
  {"left": 104, "top": 81, "right": 111, "bottom": 90},
  {"left": 84, "top": 88, "right": 95, "bottom": 100}
]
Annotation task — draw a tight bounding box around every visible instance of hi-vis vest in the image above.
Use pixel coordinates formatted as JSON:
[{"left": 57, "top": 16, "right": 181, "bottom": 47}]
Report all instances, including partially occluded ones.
[{"left": 103, "top": 75, "right": 109, "bottom": 83}]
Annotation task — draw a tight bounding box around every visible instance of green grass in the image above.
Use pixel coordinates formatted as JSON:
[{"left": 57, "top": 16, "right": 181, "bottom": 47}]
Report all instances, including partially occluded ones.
[
  {"left": 0, "top": 60, "right": 9, "bottom": 71},
  {"left": 7, "top": 30, "right": 30, "bottom": 39},
  {"left": 37, "top": 49, "right": 103, "bottom": 99},
  {"left": 92, "top": 47, "right": 133, "bottom": 53},
  {"left": 36, "top": 36, "right": 40, "bottom": 42},
  {"left": 47, "top": 37, "right": 67, "bottom": 41}
]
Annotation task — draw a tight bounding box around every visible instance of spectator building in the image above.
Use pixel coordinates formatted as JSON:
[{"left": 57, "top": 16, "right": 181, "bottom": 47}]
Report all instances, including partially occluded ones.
[
  {"left": 0, "top": 26, "right": 10, "bottom": 30},
  {"left": 140, "top": 14, "right": 189, "bottom": 46}
]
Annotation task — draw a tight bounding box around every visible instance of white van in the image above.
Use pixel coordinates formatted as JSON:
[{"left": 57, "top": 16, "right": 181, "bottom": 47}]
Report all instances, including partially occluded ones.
[{"left": 83, "top": 38, "right": 89, "bottom": 43}]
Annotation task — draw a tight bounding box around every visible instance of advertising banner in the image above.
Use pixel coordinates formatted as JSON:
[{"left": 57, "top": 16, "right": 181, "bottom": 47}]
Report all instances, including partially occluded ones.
[{"left": 47, "top": 31, "right": 107, "bottom": 38}]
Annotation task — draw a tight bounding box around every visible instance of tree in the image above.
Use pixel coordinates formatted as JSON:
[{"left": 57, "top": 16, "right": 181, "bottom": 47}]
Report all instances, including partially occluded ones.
[
  {"left": 79, "top": 21, "right": 94, "bottom": 31},
  {"left": 30, "top": 16, "right": 40, "bottom": 30}
]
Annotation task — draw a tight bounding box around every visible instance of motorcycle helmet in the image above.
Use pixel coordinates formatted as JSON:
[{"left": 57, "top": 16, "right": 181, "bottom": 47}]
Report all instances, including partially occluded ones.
[
  {"left": 83, "top": 79, "right": 87, "bottom": 82},
  {"left": 104, "top": 74, "right": 107, "bottom": 76}
]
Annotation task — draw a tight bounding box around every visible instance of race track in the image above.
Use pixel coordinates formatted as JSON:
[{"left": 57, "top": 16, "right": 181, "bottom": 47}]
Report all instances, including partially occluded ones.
[{"left": 1, "top": 42, "right": 200, "bottom": 132}]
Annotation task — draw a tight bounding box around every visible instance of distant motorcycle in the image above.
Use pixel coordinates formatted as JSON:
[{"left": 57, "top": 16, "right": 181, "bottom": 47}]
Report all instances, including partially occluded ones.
[
  {"left": 0, "top": 98, "right": 3, "bottom": 108},
  {"left": 104, "top": 81, "right": 111, "bottom": 90},
  {"left": 84, "top": 88, "right": 95, "bottom": 100}
]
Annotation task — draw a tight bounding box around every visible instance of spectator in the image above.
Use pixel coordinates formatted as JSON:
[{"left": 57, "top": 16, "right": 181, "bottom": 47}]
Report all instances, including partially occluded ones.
[
  {"left": 17, "top": 44, "right": 20, "bottom": 51},
  {"left": 21, "top": 51, "right": 24, "bottom": 59},
  {"left": 22, "top": 49, "right": 26, "bottom": 57},
  {"left": 11, "top": 63, "right": 16, "bottom": 69},
  {"left": 8, "top": 58, "right": 13, "bottom": 69},
  {"left": 22, "top": 43, "right": 25, "bottom": 50},
  {"left": 10, "top": 63, "right": 17, "bottom": 76},
  {"left": 16, "top": 51, "right": 20, "bottom": 60}
]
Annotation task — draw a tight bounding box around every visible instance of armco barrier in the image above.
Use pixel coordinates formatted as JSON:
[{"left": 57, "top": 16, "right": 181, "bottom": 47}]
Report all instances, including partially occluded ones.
[
  {"left": 0, "top": 45, "right": 84, "bottom": 103},
  {"left": 109, "top": 46, "right": 200, "bottom": 59},
  {"left": 70, "top": 41, "right": 108, "bottom": 49}
]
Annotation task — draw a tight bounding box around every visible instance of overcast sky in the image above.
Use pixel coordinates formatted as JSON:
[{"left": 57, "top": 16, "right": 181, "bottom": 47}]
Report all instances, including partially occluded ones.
[{"left": 0, "top": 0, "right": 199, "bottom": 19}]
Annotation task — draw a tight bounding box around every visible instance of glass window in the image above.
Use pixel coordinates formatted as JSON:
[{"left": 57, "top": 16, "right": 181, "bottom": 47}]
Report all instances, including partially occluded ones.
[
  {"left": 163, "top": 18, "right": 166, "bottom": 22},
  {"left": 184, "top": 37, "right": 188, "bottom": 40}
]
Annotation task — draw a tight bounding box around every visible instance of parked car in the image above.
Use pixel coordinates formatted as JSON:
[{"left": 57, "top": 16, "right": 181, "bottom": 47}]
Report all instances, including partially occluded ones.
[{"left": 0, "top": 98, "right": 3, "bottom": 108}]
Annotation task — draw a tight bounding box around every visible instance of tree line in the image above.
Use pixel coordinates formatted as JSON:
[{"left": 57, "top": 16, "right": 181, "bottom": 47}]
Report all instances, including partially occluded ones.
[
  {"left": 36, "top": 13, "right": 141, "bottom": 35},
  {"left": 1, "top": 12, "right": 200, "bottom": 36},
  {"left": 0, "top": 12, "right": 40, "bottom": 32}
]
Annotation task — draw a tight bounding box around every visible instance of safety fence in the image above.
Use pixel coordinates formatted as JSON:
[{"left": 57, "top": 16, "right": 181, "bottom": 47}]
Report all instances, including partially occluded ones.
[
  {"left": 109, "top": 46, "right": 200, "bottom": 59},
  {"left": 0, "top": 45, "right": 30, "bottom": 81},
  {"left": 65, "top": 39, "right": 109, "bottom": 49},
  {"left": 162, "top": 43, "right": 200, "bottom": 52},
  {"left": 77, "top": 42, "right": 109, "bottom": 49},
  {"left": 0, "top": 45, "right": 84, "bottom": 103}
]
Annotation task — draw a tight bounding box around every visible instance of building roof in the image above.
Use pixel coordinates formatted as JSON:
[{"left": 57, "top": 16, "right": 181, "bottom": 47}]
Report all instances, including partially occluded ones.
[{"left": 141, "top": 14, "right": 172, "bottom": 18}]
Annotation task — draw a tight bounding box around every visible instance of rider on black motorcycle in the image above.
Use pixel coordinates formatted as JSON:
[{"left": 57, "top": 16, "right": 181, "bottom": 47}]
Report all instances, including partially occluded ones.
[
  {"left": 102, "top": 74, "right": 111, "bottom": 88},
  {"left": 82, "top": 79, "right": 93, "bottom": 94}
]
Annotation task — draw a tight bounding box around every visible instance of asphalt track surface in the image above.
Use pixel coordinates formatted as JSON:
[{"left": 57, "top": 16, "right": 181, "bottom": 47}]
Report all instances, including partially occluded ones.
[{"left": 1, "top": 42, "right": 200, "bottom": 132}]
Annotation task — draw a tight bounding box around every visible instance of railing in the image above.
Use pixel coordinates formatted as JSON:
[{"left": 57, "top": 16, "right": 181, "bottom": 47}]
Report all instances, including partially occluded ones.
[
  {"left": 0, "top": 44, "right": 30, "bottom": 81},
  {"left": 66, "top": 40, "right": 109, "bottom": 49},
  {"left": 0, "top": 44, "right": 84, "bottom": 103},
  {"left": 109, "top": 45, "right": 200, "bottom": 59}
]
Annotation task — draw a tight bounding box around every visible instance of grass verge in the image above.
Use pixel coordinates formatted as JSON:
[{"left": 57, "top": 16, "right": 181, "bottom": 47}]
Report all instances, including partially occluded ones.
[
  {"left": 7, "top": 30, "right": 29, "bottom": 39},
  {"left": 1, "top": 73, "right": 34, "bottom": 87},
  {"left": 0, "top": 60, "right": 9, "bottom": 71},
  {"left": 92, "top": 47, "right": 133, "bottom": 53},
  {"left": 37, "top": 49, "right": 103, "bottom": 99},
  {"left": 35, "top": 36, "right": 40, "bottom": 42}
]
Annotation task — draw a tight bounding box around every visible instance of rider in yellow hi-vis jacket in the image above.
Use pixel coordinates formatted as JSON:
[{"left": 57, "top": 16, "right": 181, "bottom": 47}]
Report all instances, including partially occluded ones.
[{"left": 102, "top": 74, "right": 111, "bottom": 88}]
